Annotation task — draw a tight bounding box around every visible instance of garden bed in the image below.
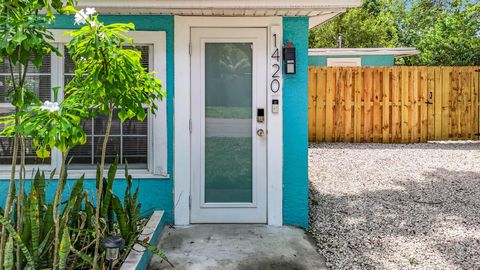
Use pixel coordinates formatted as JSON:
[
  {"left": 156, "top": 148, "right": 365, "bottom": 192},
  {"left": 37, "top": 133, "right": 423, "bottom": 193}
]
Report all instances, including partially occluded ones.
[{"left": 309, "top": 142, "right": 480, "bottom": 269}]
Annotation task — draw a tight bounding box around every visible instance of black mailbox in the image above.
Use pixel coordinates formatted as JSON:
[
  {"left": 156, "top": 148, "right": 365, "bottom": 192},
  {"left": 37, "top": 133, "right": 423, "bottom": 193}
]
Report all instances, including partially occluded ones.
[{"left": 283, "top": 47, "right": 296, "bottom": 75}]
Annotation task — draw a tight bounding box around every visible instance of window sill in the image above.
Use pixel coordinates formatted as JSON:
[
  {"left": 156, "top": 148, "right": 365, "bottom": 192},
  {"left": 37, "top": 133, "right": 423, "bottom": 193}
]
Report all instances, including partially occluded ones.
[
  {"left": 0, "top": 169, "right": 170, "bottom": 180},
  {"left": 68, "top": 170, "right": 170, "bottom": 180}
]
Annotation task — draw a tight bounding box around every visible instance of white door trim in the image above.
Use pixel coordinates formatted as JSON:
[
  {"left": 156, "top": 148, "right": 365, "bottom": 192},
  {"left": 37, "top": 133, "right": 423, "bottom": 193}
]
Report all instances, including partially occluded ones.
[{"left": 174, "top": 16, "right": 283, "bottom": 226}]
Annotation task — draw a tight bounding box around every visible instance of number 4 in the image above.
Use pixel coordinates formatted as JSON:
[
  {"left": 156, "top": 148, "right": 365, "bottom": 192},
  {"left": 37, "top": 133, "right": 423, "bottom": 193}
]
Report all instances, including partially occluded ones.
[{"left": 271, "top": 48, "right": 279, "bottom": 61}]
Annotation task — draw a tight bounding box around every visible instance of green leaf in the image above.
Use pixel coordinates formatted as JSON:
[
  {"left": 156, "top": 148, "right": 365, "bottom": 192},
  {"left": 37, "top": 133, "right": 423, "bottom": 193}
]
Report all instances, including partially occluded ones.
[
  {"left": 136, "top": 240, "right": 174, "bottom": 267},
  {"left": 85, "top": 199, "right": 95, "bottom": 229},
  {"left": 43, "top": 204, "right": 54, "bottom": 240},
  {"left": 38, "top": 228, "right": 53, "bottom": 257},
  {"left": 58, "top": 227, "right": 71, "bottom": 270},
  {"left": 29, "top": 187, "right": 40, "bottom": 266},
  {"left": 0, "top": 215, "right": 35, "bottom": 268},
  {"left": 12, "top": 31, "right": 27, "bottom": 44},
  {"left": 112, "top": 195, "right": 129, "bottom": 240},
  {"left": 131, "top": 186, "right": 140, "bottom": 222},
  {"left": 62, "top": 5, "right": 77, "bottom": 14},
  {"left": 78, "top": 133, "right": 87, "bottom": 144},
  {"left": 21, "top": 193, "right": 32, "bottom": 243},
  {"left": 33, "top": 170, "right": 46, "bottom": 213},
  {"left": 101, "top": 159, "right": 117, "bottom": 218},
  {"left": 71, "top": 247, "right": 93, "bottom": 266},
  {"left": 3, "top": 235, "right": 14, "bottom": 270},
  {"left": 35, "top": 147, "right": 50, "bottom": 159},
  {"left": 32, "top": 54, "right": 44, "bottom": 68},
  {"left": 61, "top": 176, "right": 84, "bottom": 229}
]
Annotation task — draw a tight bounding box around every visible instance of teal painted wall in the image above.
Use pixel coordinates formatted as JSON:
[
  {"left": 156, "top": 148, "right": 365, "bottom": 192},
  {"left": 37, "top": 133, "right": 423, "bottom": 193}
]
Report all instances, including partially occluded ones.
[
  {"left": 308, "top": 55, "right": 395, "bottom": 66},
  {"left": 282, "top": 17, "right": 309, "bottom": 228},
  {"left": 0, "top": 15, "right": 175, "bottom": 223},
  {"left": 1, "top": 15, "right": 312, "bottom": 228}
]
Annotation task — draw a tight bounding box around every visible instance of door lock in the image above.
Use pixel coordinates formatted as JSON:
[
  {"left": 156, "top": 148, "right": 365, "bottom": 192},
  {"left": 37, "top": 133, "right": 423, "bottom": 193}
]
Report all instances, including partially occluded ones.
[
  {"left": 257, "top": 129, "right": 265, "bottom": 137},
  {"left": 257, "top": 108, "right": 265, "bottom": 123}
]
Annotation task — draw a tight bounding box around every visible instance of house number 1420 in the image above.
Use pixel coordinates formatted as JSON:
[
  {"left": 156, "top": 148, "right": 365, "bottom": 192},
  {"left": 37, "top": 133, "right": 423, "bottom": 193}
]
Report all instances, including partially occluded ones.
[{"left": 270, "top": 32, "right": 281, "bottom": 93}]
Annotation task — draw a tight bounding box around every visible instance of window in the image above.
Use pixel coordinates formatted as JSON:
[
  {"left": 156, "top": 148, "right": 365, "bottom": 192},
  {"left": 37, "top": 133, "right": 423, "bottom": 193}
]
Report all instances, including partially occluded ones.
[
  {"left": 0, "top": 31, "right": 167, "bottom": 178},
  {"left": 0, "top": 56, "right": 52, "bottom": 165},
  {"left": 64, "top": 46, "right": 150, "bottom": 170}
]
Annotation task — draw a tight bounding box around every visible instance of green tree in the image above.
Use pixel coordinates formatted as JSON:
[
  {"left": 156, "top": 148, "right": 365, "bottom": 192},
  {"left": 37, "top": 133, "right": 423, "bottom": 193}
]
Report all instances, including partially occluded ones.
[
  {"left": 309, "top": 0, "right": 399, "bottom": 48},
  {"left": 63, "top": 7, "right": 165, "bottom": 268},
  {"left": 0, "top": 1, "right": 75, "bottom": 268},
  {"left": 396, "top": 0, "right": 480, "bottom": 65},
  {"left": 309, "top": 0, "right": 480, "bottom": 66},
  {"left": 0, "top": 4, "right": 168, "bottom": 269}
]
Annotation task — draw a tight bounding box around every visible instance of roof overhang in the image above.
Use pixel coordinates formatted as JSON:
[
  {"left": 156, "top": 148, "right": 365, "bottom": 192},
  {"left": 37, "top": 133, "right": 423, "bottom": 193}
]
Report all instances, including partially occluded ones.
[
  {"left": 309, "top": 48, "right": 421, "bottom": 58},
  {"left": 76, "top": 0, "right": 361, "bottom": 28}
]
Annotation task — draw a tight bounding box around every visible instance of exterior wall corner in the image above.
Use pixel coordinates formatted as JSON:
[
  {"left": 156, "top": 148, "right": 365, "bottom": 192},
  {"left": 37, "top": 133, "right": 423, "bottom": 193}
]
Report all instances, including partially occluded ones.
[{"left": 282, "top": 17, "right": 309, "bottom": 228}]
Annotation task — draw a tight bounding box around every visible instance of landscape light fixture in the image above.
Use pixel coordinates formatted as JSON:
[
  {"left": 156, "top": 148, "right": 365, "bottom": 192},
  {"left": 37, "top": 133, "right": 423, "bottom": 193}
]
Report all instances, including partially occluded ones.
[{"left": 103, "top": 235, "right": 125, "bottom": 270}]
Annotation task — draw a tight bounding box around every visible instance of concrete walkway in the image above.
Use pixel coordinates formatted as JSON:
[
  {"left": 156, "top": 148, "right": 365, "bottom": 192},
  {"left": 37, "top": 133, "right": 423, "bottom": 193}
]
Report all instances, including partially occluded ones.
[{"left": 149, "top": 224, "right": 326, "bottom": 270}]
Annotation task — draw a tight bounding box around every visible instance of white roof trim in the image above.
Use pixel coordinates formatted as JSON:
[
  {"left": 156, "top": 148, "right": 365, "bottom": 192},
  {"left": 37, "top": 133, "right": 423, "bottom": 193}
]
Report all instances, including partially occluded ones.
[
  {"left": 77, "top": 0, "right": 361, "bottom": 10},
  {"left": 309, "top": 11, "right": 344, "bottom": 28},
  {"left": 76, "top": 0, "right": 361, "bottom": 16},
  {"left": 309, "top": 48, "right": 420, "bottom": 57}
]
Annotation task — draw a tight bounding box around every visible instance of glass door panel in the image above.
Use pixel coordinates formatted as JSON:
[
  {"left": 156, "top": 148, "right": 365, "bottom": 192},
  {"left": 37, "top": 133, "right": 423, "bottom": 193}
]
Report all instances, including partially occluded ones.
[{"left": 204, "top": 43, "right": 253, "bottom": 203}]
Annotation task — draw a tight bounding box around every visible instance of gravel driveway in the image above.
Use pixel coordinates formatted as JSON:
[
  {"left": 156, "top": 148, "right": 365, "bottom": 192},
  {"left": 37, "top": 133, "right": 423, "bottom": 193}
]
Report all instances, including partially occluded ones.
[{"left": 308, "top": 142, "right": 480, "bottom": 270}]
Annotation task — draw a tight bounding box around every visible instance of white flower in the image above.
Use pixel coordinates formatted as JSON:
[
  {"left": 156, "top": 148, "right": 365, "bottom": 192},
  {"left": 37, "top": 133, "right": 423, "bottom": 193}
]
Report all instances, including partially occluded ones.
[
  {"left": 98, "top": 32, "right": 106, "bottom": 39},
  {"left": 85, "top": 7, "right": 96, "bottom": 16},
  {"left": 74, "top": 9, "right": 87, "bottom": 25},
  {"left": 89, "top": 20, "right": 99, "bottom": 28},
  {"left": 39, "top": 101, "right": 60, "bottom": 113}
]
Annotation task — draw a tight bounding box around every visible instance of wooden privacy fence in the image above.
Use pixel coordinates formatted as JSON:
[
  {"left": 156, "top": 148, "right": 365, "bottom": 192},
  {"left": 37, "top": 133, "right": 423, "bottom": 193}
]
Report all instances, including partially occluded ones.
[{"left": 308, "top": 66, "right": 480, "bottom": 143}]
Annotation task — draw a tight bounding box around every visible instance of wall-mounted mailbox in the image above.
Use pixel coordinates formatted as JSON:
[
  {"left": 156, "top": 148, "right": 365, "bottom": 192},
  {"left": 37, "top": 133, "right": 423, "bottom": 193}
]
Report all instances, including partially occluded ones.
[{"left": 283, "top": 47, "right": 296, "bottom": 75}]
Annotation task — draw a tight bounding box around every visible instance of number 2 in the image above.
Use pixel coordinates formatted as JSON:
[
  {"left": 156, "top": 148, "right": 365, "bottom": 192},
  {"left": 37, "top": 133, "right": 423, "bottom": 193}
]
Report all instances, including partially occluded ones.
[{"left": 272, "top": 64, "right": 280, "bottom": 78}]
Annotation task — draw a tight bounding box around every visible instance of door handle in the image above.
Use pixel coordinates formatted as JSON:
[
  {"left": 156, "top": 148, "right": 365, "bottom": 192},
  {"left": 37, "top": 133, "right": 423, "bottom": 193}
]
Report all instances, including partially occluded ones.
[{"left": 257, "top": 129, "right": 265, "bottom": 137}]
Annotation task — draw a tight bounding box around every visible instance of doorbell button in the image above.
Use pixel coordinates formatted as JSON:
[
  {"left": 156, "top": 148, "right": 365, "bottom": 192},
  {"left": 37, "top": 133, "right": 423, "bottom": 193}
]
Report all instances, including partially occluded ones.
[{"left": 272, "top": 99, "right": 279, "bottom": 113}]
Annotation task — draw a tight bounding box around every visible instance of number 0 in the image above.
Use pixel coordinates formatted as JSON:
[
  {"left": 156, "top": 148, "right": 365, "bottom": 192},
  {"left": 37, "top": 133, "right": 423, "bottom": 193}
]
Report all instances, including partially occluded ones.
[{"left": 270, "top": 79, "right": 280, "bottom": 93}]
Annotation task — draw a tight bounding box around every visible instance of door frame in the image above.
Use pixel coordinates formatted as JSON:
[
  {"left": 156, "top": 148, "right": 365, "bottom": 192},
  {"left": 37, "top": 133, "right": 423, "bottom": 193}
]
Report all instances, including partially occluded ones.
[
  {"left": 174, "top": 16, "right": 283, "bottom": 226},
  {"left": 190, "top": 28, "right": 267, "bottom": 223}
]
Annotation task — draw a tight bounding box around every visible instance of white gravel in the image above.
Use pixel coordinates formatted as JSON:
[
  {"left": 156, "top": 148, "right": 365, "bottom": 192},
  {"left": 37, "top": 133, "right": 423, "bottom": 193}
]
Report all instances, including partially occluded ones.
[{"left": 308, "top": 142, "right": 480, "bottom": 270}]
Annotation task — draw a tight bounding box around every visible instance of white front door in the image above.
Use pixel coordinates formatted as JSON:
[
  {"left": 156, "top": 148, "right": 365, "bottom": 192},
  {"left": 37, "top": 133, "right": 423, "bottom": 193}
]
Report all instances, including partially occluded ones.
[{"left": 190, "top": 28, "right": 267, "bottom": 223}]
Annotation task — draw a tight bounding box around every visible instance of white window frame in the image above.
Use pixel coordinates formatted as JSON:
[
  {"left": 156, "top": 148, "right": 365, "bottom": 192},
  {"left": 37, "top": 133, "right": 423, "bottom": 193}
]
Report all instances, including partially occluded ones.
[
  {"left": 0, "top": 30, "right": 168, "bottom": 179},
  {"left": 0, "top": 53, "right": 54, "bottom": 175}
]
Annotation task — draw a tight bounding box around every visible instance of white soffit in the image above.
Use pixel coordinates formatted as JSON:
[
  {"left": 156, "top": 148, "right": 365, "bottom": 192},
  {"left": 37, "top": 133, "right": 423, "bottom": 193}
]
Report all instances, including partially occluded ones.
[
  {"left": 77, "top": 0, "right": 361, "bottom": 27},
  {"left": 309, "top": 48, "right": 421, "bottom": 57}
]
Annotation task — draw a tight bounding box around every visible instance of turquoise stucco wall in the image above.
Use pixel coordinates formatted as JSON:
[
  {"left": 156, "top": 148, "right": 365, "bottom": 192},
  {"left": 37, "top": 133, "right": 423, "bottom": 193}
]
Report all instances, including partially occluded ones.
[
  {"left": 0, "top": 15, "right": 175, "bottom": 223},
  {"left": 1, "top": 15, "right": 312, "bottom": 228},
  {"left": 308, "top": 54, "right": 395, "bottom": 66},
  {"left": 282, "top": 17, "right": 309, "bottom": 228}
]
